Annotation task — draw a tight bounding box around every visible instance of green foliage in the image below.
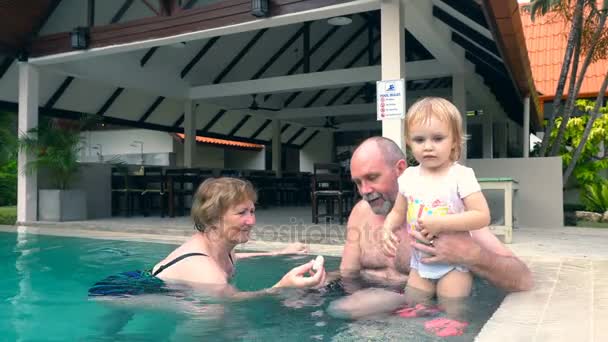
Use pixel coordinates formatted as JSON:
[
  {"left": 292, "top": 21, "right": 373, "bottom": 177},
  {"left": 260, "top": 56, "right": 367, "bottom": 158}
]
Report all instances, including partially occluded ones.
[
  {"left": 544, "top": 99, "right": 608, "bottom": 187},
  {"left": 581, "top": 179, "right": 608, "bottom": 212},
  {"left": 0, "top": 111, "right": 17, "bottom": 165},
  {"left": 522, "top": 0, "right": 564, "bottom": 21},
  {"left": 0, "top": 206, "right": 16, "bottom": 225},
  {"left": 0, "top": 112, "right": 17, "bottom": 206},
  {"left": 0, "top": 159, "right": 17, "bottom": 206},
  {"left": 18, "top": 116, "right": 98, "bottom": 190}
]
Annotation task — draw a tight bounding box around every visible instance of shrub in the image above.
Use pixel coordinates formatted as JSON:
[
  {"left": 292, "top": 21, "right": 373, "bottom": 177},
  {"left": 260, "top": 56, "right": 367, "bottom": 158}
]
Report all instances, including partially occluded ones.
[
  {"left": 0, "top": 158, "right": 17, "bottom": 206},
  {"left": 581, "top": 179, "right": 608, "bottom": 213},
  {"left": 0, "top": 206, "right": 16, "bottom": 225}
]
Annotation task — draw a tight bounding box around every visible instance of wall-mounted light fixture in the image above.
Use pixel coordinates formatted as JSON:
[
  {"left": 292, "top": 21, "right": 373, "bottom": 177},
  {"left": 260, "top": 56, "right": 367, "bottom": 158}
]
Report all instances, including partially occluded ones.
[
  {"left": 251, "top": 0, "right": 269, "bottom": 17},
  {"left": 327, "top": 16, "right": 352, "bottom": 26},
  {"left": 70, "top": 27, "right": 90, "bottom": 49}
]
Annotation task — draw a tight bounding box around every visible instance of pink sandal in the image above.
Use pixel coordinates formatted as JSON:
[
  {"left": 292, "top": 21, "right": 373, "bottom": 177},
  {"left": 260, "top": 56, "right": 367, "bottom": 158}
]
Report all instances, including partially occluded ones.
[
  {"left": 424, "top": 318, "right": 469, "bottom": 337},
  {"left": 395, "top": 303, "right": 441, "bottom": 318}
]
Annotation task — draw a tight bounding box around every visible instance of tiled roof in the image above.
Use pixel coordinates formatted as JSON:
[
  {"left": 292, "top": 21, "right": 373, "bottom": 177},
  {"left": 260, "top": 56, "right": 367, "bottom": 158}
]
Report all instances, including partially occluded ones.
[
  {"left": 520, "top": 4, "right": 608, "bottom": 99},
  {"left": 175, "top": 133, "right": 264, "bottom": 149}
]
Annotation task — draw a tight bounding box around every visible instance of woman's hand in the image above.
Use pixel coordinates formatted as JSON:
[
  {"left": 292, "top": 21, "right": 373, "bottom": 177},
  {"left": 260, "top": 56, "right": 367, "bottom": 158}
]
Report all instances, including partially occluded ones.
[
  {"left": 278, "top": 242, "right": 309, "bottom": 255},
  {"left": 274, "top": 260, "right": 326, "bottom": 289}
]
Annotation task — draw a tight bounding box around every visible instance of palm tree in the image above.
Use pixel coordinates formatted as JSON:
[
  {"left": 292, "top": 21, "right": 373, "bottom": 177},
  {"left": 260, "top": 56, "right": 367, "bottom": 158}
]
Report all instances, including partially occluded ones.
[
  {"left": 549, "top": 1, "right": 608, "bottom": 156},
  {"left": 526, "top": 0, "right": 586, "bottom": 157},
  {"left": 525, "top": 0, "right": 608, "bottom": 157},
  {"left": 18, "top": 118, "right": 89, "bottom": 190}
]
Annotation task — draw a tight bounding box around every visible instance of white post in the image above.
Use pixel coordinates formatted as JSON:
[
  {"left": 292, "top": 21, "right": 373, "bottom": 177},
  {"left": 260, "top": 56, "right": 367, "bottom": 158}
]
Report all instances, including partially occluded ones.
[
  {"left": 184, "top": 100, "right": 196, "bottom": 167},
  {"left": 17, "top": 63, "right": 39, "bottom": 224},
  {"left": 452, "top": 73, "right": 466, "bottom": 163},
  {"left": 523, "top": 96, "right": 530, "bottom": 158},
  {"left": 381, "top": 0, "right": 406, "bottom": 150},
  {"left": 272, "top": 119, "right": 282, "bottom": 178}
]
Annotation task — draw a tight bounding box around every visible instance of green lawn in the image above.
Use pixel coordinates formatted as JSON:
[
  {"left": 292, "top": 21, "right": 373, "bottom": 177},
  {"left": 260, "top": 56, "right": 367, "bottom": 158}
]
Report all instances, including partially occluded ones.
[
  {"left": 0, "top": 206, "right": 16, "bottom": 225},
  {"left": 577, "top": 220, "right": 608, "bottom": 228}
]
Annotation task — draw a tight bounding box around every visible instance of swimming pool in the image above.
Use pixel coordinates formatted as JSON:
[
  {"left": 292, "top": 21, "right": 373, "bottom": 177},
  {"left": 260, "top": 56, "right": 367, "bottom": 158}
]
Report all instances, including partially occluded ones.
[{"left": 0, "top": 231, "right": 505, "bottom": 341}]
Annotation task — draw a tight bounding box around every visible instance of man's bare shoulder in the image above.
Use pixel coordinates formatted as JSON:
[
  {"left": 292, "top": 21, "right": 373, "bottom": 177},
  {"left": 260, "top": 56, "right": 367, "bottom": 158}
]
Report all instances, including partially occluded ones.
[{"left": 347, "top": 200, "right": 371, "bottom": 228}]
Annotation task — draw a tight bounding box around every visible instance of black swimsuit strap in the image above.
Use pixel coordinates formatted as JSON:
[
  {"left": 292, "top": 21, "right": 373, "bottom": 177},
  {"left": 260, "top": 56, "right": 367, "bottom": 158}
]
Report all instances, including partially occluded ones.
[{"left": 152, "top": 252, "right": 208, "bottom": 277}]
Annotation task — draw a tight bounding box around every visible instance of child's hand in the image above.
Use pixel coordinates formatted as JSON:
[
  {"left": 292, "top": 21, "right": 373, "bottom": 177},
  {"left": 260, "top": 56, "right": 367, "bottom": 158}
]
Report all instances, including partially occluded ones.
[
  {"left": 417, "top": 215, "right": 443, "bottom": 236},
  {"left": 382, "top": 228, "right": 400, "bottom": 257},
  {"left": 418, "top": 228, "right": 436, "bottom": 242}
]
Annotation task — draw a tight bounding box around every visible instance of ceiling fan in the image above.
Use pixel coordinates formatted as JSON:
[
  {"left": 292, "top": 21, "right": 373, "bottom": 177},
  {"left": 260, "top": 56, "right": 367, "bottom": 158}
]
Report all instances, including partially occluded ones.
[
  {"left": 310, "top": 116, "right": 340, "bottom": 129},
  {"left": 227, "top": 94, "right": 282, "bottom": 112}
]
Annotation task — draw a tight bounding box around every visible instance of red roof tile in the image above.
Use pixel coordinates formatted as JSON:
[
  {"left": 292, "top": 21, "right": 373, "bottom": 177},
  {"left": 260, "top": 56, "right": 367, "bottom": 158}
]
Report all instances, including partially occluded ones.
[
  {"left": 176, "top": 133, "right": 264, "bottom": 149},
  {"left": 520, "top": 4, "right": 608, "bottom": 100}
]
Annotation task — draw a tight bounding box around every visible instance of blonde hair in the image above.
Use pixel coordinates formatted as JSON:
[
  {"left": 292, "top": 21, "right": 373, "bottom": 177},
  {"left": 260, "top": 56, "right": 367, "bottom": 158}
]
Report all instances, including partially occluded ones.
[
  {"left": 191, "top": 177, "right": 257, "bottom": 232},
  {"left": 405, "top": 97, "right": 465, "bottom": 161}
]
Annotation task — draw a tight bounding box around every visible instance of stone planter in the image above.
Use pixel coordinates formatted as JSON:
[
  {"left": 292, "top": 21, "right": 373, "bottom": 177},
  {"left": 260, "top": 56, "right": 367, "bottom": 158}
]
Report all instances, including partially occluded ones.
[{"left": 39, "top": 189, "right": 87, "bottom": 221}]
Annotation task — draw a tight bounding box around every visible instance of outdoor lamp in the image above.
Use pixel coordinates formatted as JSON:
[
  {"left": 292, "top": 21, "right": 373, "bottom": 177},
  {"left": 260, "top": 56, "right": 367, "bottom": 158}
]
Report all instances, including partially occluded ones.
[
  {"left": 251, "top": 0, "right": 269, "bottom": 17},
  {"left": 70, "top": 27, "right": 89, "bottom": 49}
]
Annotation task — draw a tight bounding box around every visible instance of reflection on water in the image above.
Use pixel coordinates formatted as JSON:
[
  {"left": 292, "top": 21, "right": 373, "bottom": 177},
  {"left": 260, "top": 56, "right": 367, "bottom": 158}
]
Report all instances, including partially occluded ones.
[{"left": 0, "top": 232, "right": 505, "bottom": 341}]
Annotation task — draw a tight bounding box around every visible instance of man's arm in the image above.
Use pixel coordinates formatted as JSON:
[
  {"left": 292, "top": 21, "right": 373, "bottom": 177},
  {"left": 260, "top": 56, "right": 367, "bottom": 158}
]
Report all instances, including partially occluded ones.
[
  {"left": 411, "top": 228, "right": 533, "bottom": 292},
  {"left": 340, "top": 202, "right": 364, "bottom": 278},
  {"left": 467, "top": 228, "right": 533, "bottom": 292}
]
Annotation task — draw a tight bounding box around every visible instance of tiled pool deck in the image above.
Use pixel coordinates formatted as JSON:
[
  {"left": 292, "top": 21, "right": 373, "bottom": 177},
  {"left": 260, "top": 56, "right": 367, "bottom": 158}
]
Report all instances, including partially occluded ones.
[{"left": 2, "top": 206, "right": 607, "bottom": 341}]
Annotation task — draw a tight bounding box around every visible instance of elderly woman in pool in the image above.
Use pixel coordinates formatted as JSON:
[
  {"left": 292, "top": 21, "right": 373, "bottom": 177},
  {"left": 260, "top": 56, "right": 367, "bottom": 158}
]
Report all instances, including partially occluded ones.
[{"left": 150, "top": 177, "right": 326, "bottom": 297}]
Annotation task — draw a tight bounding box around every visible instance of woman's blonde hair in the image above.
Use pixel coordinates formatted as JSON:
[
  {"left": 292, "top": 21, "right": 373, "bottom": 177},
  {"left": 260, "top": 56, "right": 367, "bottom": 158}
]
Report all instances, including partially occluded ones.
[
  {"left": 405, "top": 97, "right": 465, "bottom": 161},
  {"left": 191, "top": 177, "right": 257, "bottom": 232}
]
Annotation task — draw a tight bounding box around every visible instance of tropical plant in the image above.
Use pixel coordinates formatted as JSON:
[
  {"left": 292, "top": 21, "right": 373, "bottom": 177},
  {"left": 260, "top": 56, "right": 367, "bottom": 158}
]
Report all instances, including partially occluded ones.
[
  {"left": 581, "top": 178, "right": 608, "bottom": 212},
  {"left": 562, "top": 75, "right": 608, "bottom": 184},
  {"left": 523, "top": 0, "right": 608, "bottom": 157},
  {"left": 18, "top": 117, "right": 97, "bottom": 190},
  {"left": 0, "top": 111, "right": 17, "bottom": 165},
  {"left": 0, "top": 111, "right": 17, "bottom": 206},
  {"left": 546, "top": 99, "right": 608, "bottom": 187},
  {"left": 0, "top": 159, "right": 17, "bottom": 206}
]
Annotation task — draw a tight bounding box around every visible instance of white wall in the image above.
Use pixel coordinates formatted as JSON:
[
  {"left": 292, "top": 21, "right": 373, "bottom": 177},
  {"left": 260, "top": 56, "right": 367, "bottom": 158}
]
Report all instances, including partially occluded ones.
[
  {"left": 468, "top": 157, "right": 563, "bottom": 229},
  {"left": 173, "top": 140, "right": 224, "bottom": 168},
  {"left": 81, "top": 129, "right": 174, "bottom": 157},
  {"left": 299, "top": 131, "right": 333, "bottom": 172},
  {"left": 224, "top": 148, "right": 265, "bottom": 170}
]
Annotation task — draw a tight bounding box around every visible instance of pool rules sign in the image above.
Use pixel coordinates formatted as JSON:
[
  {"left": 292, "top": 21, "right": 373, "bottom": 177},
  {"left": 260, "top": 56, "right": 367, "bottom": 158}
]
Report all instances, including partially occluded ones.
[{"left": 376, "top": 79, "right": 405, "bottom": 120}]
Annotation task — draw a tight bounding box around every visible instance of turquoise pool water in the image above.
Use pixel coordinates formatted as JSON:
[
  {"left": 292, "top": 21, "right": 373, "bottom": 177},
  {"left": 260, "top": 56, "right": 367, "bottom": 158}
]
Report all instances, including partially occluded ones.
[{"left": 0, "top": 231, "right": 505, "bottom": 341}]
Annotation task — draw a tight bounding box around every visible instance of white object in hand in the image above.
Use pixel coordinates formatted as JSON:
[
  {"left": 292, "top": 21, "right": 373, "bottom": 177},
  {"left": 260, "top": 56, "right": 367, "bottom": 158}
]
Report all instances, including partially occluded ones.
[{"left": 312, "top": 255, "right": 324, "bottom": 272}]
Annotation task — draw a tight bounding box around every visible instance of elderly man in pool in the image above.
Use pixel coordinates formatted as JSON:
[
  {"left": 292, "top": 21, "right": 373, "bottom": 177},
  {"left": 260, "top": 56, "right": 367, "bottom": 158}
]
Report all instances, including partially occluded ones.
[{"left": 329, "top": 137, "right": 533, "bottom": 318}]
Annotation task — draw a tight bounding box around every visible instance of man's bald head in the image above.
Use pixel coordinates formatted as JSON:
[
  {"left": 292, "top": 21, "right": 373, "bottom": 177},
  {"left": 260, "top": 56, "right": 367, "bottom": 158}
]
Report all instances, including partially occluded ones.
[
  {"left": 352, "top": 137, "right": 405, "bottom": 167},
  {"left": 350, "top": 137, "right": 406, "bottom": 216}
]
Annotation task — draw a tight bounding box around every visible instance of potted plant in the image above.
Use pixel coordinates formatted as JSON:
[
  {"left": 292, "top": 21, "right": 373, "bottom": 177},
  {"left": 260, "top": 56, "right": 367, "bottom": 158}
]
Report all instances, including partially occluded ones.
[{"left": 18, "top": 117, "right": 94, "bottom": 221}]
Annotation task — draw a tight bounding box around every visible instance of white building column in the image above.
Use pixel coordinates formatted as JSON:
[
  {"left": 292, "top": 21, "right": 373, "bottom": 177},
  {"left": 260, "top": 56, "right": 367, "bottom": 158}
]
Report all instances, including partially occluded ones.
[
  {"left": 272, "top": 119, "right": 282, "bottom": 178},
  {"left": 482, "top": 105, "right": 494, "bottom": 158},
  {"left": 184, "top": 100, "right": 196, "bottom": 167},
  {"left": 17, "top": 63, "right": 39, "bottom": 224},
  {"left": 381, "top": 0, "right": 406, "bottom": 150},
  {"left": 452, "top": 73, "right": 466, "bottom": 163},
  {"left": 523, "top": 96, "right": 530, "bottom": 158}
]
